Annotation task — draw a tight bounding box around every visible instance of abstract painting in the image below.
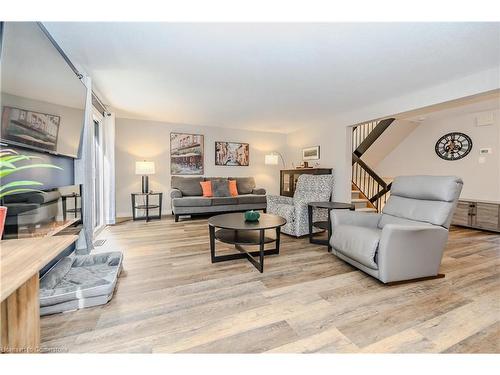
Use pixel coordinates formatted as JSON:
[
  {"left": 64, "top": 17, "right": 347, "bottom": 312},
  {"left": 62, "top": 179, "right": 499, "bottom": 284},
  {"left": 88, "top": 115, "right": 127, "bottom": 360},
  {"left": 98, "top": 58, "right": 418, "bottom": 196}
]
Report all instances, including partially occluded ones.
[{"left": 215, "top": 141, "right": 249, "bottom": 166}]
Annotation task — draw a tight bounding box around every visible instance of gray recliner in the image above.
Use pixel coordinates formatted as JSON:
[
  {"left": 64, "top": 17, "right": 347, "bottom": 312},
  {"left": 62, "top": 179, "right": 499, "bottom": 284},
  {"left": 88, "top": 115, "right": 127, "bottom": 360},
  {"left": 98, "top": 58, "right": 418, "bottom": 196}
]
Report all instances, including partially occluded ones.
[{"left": 330, "top": 175, "right": 463, "bottom": 283}]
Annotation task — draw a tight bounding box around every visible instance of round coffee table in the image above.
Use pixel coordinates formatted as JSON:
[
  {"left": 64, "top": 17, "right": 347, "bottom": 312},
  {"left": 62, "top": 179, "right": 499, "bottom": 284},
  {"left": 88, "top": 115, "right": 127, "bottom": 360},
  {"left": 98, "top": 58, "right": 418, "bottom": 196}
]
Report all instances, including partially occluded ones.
[{"left": 208, "top": 213, "right": 286, "bottom": 273}]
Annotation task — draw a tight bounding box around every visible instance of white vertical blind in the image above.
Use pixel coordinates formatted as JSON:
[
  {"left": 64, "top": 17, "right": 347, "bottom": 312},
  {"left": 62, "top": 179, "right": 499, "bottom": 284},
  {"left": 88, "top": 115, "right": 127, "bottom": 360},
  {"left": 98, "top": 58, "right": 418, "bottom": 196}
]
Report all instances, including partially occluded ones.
[
  {"left": 74, "top": 76, "right": 95, "bottom": 252},
  {"left": 103, "top": 112, "right": 116, "bottom": 224}
]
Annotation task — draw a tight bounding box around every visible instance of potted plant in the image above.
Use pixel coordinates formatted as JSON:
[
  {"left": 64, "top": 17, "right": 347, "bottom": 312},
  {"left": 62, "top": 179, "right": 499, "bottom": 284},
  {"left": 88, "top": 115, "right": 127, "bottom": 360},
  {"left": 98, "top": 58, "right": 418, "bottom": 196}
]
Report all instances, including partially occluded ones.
[{"left": 0, "top": 148, "right": 62, "bottom": 239}]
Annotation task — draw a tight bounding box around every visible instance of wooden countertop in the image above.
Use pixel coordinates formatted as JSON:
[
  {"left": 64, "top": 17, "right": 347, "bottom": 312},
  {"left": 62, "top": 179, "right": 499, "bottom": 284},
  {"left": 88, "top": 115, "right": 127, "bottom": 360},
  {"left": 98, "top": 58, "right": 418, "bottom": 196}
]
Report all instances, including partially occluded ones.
[{"left": 0, "top": 235, "right": 78, "bottom": 302}]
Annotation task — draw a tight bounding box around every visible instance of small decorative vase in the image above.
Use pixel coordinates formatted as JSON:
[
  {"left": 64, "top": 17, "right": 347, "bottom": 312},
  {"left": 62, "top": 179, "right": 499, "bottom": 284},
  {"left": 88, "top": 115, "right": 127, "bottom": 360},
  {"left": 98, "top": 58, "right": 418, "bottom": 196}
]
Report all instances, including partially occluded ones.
[{"left": 244, "top": 210, "right": 260, "bottom": 222}]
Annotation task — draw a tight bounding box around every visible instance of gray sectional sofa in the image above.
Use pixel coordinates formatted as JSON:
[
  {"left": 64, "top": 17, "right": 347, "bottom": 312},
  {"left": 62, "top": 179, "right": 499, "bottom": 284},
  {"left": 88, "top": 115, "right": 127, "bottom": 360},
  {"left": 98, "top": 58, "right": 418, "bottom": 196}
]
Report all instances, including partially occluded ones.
[
  {"left": 3, "top": 190, "right": 61, "bottom": 238},
  {"left": 170, "top": 176, "right": 267, "bottom": 221}
]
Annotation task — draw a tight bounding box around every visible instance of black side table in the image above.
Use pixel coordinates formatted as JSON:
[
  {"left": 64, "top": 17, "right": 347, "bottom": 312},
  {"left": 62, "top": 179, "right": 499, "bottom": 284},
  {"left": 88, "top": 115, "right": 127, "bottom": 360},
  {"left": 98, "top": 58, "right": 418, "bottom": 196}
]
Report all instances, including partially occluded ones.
[
  {"left": 308, "top": 201, "right": 355, "bottom": 251},
  {"left": 131, "top": 192, "right": 163, "bottom": 222},
  {"left": 61, "top": 193, "right": 81, "bottom": 221}
]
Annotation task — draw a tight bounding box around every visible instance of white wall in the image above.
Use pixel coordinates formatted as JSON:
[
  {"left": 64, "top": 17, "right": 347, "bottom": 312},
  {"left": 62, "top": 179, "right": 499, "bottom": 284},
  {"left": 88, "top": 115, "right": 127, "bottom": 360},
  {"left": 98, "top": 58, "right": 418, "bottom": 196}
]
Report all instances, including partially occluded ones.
[
  {"left": 285, "top": 68, "right": 500, "bottom": 203},
  {"left": 286, "top": 124, "right": 352, "bottom": 202},
  {"left": 114, "top": 68, "right": 499, "bottom": 214},
  {"left": 375, "top": 108, "right": 500, "bottom": 202},
  {"left": 115, "top": 118, "right": 287, "bottom": 217},
  {"left": 362, "top": 120, "right": 420, "bottom": 167}
]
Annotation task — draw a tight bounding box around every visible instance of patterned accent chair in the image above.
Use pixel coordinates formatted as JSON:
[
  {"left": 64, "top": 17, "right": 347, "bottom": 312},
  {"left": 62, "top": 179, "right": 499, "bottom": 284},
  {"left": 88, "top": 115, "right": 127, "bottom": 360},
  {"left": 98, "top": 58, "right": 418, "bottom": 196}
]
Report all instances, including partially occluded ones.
[{"left": 267, "top": 174, "right": 334, "bottom": 237}]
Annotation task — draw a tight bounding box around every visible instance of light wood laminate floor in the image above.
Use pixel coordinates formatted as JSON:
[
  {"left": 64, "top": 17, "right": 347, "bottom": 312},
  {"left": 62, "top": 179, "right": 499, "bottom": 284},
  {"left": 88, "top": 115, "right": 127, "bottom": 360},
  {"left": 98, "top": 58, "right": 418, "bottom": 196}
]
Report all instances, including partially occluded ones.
[{"left": 40, "top": 216, "right": 500, "bottom": 353}]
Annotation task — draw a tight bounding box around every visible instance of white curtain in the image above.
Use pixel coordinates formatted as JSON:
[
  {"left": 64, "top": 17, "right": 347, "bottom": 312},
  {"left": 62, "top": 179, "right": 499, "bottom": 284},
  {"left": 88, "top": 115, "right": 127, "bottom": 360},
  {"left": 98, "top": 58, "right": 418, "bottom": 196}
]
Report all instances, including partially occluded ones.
[
  {"left": 74, "top": 76, "right": 95, "bottom": 252},
  {"left": 103, "top": 112, "right": 116, "bottom": 224}
]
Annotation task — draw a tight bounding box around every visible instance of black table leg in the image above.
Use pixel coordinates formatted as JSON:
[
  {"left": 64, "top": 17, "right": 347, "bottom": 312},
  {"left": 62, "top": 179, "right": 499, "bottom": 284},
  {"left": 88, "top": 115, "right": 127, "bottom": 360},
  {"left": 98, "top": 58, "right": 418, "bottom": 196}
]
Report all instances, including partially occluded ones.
[
  {"left": 210, "top": 231, "right": 281, "bottom": 272},
  {"left": 209, "top": 225, "right": 215, "bottom": 263},
  {"left": 327, "top": 209, "right": 332, "bottom": 252},
  {"left": 132, "top": 194, "right": 136, "bottom": 221},
  {"left": 159, "top": 193, "right": 163, "bottom": 220},
  {"left": 62, "top": 197, "right": 67, "bottom": 221},
  {"left": 146, "top": 194, "right": 150, "bottom": 222},
  {"left": 308, "top": 205, "right": 313, "bottom": 243},
  {"left": 275, "top": 226, "right": 281, "bottom": 255},
  {"left": 73, "top": 195, "right": 78, "bottom": 218},
  {"left": 259, "top": 229, "right": 264, "bottom": 273}
]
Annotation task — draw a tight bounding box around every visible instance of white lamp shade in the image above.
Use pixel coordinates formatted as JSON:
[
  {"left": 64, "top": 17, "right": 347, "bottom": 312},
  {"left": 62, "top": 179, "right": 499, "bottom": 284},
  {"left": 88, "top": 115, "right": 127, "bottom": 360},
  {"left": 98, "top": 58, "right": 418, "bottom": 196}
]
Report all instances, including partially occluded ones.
[
  {"left": 135, "top": 161, "right": 155, "bottom": 175},
  {"left": 265, "top": 154, "right": 279, "bottom": 165}
]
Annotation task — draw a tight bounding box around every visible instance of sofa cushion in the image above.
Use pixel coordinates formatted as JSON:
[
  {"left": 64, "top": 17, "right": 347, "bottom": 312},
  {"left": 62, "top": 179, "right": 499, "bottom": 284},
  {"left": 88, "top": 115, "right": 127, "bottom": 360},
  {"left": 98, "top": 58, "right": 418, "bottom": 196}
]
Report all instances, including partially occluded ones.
[
  {"left": 378, "top": 213, "right": 435, "bottom": 229},
  {"left": 5, "top": 203, "right": 40, "bottom": 216},
  {"left": 212, "top": 180, "right": 231, "bottom": 197},
  {"left": 383, "top": 175, "right": 464, "bottom": 229},
  {"left": 29, "top": 191, "right": 61, "bottom": 204},
  {"left": 390, "top": 175, "right": 463, "bottom": 202},
  {"left": 232, "top": 177, "right": 256, "bottom": 194},
  {"left": 3, "top": 192, "right": 31, "bottom": 203},
  {"left": 200, "top": 181, "right": 213, "bottom": 197},
  {"left": 171, "top": 176, "right": 204, "bottom": 196},
  {"left": 229, "top": 180, "right": 238, "bottom": 197},
  {"left": 172, "top": 196, "right": 212, "bottom": 207},
  {"left": 382, "top": 195, "right": 454, "bottom": 228},
  {"left": 211, "top": 197, "right": 239, "bottom": 206},
  {"left": 237, "top": 194, "right": 267, "bottom": 204},
  {"left": 3, "top": 191, "right": 60, "bottom": 204},
  {"left": 252, "top": 188, "right": 266, "bottom": 195},
  {"left": 205, "top": 177, "right": 227, "bottom": 183},
  {"left": 332, "top": 225, "right": 381, "bottom": 270}
]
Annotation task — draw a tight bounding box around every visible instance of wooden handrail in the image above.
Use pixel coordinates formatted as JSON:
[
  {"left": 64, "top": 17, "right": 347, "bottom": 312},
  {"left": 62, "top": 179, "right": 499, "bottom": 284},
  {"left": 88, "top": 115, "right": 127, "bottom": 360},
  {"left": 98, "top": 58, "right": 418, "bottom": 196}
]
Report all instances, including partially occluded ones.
[
  {"left": 352, "top": 155, "right": 387, "bottom": 188},
  {"left": 353, "top": 118, "right": 395, "bottom": 158},
  {"left": 369, "top": 182, "right": 392, "bottom": 203},
  {"left": 351, "top": 118, "right": 395, "bottom": 212}
]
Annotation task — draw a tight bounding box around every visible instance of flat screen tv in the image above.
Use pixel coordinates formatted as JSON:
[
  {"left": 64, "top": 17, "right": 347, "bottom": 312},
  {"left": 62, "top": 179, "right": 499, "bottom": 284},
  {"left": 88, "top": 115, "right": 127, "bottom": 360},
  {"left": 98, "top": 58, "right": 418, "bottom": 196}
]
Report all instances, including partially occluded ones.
[{"left": 0, "top": 22, "right": 87, "bottom": 157}]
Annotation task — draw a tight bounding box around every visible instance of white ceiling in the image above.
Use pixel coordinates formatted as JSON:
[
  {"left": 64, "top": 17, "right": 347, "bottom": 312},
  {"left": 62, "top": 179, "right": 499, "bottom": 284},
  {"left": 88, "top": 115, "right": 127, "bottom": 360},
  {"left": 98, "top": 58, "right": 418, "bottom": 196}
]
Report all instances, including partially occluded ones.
[
  {"left": 2, "top": 22, "right": 86, "bottom": 109},
  {"left": 404, "top": 96, "right": 500, "bottom": 122},
  {"left": 44, "top": 22, "right": 500, "bottom": 133}
]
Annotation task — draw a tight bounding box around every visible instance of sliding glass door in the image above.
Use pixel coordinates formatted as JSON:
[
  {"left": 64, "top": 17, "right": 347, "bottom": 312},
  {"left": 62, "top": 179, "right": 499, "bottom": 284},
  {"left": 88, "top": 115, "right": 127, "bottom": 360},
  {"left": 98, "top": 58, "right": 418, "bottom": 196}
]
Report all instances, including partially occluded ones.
[{"left": 92, "top": 113, "right": 105, "bottom": 234}]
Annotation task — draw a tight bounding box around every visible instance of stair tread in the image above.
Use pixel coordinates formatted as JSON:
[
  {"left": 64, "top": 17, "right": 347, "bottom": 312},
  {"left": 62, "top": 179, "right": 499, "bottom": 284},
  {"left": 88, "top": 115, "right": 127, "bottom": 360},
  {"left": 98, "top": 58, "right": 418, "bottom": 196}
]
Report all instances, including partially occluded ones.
[
  {"left": 355, "top": 207, "right": 378, "bottom": 212},
  {"left": 351, "top": 198, "right": 369, "bottom": 202}
]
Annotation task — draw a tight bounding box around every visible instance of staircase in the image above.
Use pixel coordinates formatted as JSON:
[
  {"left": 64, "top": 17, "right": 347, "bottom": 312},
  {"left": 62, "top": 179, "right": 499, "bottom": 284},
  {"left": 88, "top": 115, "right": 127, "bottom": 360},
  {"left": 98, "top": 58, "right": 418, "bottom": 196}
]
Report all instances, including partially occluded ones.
[
  {"left": 351, "top": 118, "right": 395, "bottom": 212},
  {"left": 351, "top": 184, "right": 377, "bottom": 212}
]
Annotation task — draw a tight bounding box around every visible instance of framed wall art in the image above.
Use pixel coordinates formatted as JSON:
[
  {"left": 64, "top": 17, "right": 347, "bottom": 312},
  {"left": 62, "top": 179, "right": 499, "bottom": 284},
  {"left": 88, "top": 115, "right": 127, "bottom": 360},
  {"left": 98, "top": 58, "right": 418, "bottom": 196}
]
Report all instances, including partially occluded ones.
[
  {"left": 215, "top": 141, "right": 249, "bottom": 166},
  {"left": 302, "top": 145, "right": 320, "bottom": 161},
  {"left": 170, "top": 132, "right": 204, "bottom": 175}
]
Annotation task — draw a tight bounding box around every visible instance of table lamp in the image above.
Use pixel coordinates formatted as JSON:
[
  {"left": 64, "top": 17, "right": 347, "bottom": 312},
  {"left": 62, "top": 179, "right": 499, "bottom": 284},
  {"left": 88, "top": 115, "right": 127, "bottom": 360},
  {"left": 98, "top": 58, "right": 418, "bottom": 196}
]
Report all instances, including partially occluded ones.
[{"left": 135, "top": 161, "right": 155, "bottom": 193}]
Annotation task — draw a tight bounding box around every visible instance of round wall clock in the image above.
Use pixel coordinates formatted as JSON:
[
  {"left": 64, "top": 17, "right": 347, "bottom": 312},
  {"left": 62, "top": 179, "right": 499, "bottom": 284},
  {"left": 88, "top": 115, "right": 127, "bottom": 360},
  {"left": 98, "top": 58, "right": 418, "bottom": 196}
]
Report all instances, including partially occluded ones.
[{"left": 435, "top": 132, "right": 472, "bottom": 161}]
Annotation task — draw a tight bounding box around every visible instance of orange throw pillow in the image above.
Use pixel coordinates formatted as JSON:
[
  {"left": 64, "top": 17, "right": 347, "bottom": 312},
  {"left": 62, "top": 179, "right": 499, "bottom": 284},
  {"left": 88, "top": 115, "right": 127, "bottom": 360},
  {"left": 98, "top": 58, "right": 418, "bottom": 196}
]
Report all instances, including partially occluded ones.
[
  {"left": 228, "top": 180, "right": 238, "bottom": 197},
  {"left": 200, "top": 181, "right": 212, "bottom": 197}
]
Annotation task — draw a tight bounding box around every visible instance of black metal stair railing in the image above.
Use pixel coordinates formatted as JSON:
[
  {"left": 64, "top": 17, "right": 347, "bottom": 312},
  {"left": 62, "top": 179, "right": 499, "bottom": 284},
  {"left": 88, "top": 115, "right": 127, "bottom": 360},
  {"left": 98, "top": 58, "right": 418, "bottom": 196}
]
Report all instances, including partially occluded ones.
[{"left": 351, "top": 118, "right": 395, "bottom": 212}]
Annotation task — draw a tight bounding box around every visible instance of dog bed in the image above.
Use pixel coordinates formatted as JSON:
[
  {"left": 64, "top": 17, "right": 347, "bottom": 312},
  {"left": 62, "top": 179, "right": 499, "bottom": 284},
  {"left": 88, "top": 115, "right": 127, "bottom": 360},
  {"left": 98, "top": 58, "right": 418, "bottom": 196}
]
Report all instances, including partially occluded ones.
[{"left": 40, "top": 251, "right": 123, "bottom": 315}]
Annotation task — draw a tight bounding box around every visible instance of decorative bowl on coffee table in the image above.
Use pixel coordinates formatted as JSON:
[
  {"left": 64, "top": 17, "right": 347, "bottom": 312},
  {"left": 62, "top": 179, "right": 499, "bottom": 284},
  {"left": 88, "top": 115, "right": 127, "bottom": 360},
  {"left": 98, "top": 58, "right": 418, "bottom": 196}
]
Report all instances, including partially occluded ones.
[{"left": 244, "top": 210, "right": 260, "bottom": 222}]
